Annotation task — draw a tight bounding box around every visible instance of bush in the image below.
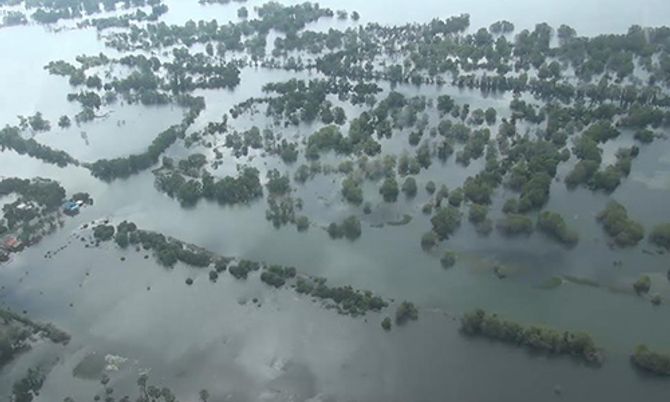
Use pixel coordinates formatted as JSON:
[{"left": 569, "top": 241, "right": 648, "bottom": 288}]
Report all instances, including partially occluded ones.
[
  {"left": 93, "top": 225, "right": 115, "bottom": 241},
  {"left": 440, "top": 251, "right": 456, "bottom": 269},
  {"left": 229, "top": 260, "right": 260, "bottom": 279},
  {"left": 215, "top": 258, "right": 229, "bottom": 273},
  {"left": 381, "top": 317, "right": 392, "bottom": 331},
  {"left": 634, "top": 129, "right": 655, "bottom": 143},
  {"left": 448, "top": 188, "right": 464, "bottom": 207},
  {"left": 341, "top": 176, "right": 363, "bottom": 205},
  {"left": 177, "top": 248, "right": 211, "bottom": 267},
  {"left": 260, "top": 265, "right": 296, "bottom": 288},
  {"left": 597, "top": 202, "right": 644, "bottom": 247},
  {"left": 631, "top": 344, "right": 670, "bottom": 376},
  {"left": 327, "top": 223, "right": 343, "bottom": 239},
  {"left": 295, "top": 216, "right": 310, "bottom": 232},
  {"left": 395, "top": 301, "right": 419, "bottom": 325},
  {"left": 401, "top": 177, "right": 418, "bottom": 197},
  {"left": 379, "top": 177, "right": 399, "bottom": 202},
  {"left": 650, "top": 224, "right": 670, "bottom": 250},
  {"left": 497, "top": 214, "right": 533, "bottom": 236},
  {"left": 341, "top": 216, "right": 362, "bottom": 240},
  {"left": 502, "top": 198, "right": 518, "bottom": 214},
  {"left": 425, "top": 181, "right": 436, "bottom": 194},
  {"left": 431, "top": 206, "right": 462, "bottom": 240},
  {"left": 475, "top": 219, "right": 493, "bottom": 236},
  {"left": 363, "top": 202, "right": 372, "bottom": 214},
  {"left": 421, "top": 231, "right": 437, "bottom": 250},
  {"left": 537, "top": 211, "right": 579, "bottom": 247},
  {"left": 633, "top": 275, "right": 651, "bottom": 295},
  {"left": 328, "top": 216, "right": 362, "bottom": 240},
  {"left": 468, "top": 204, "right": 488, "bottom": 224}
]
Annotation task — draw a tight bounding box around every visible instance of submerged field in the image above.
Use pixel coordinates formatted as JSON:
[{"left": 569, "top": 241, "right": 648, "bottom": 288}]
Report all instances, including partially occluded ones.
[{"left": 1, "top": 0, "right": 670, "bottom": 401}]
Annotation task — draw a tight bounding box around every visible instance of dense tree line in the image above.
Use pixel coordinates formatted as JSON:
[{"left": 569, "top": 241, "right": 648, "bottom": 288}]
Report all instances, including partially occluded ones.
[
  {"left": 0, "top": 126, "right": 77, "bottom": 167},
  {"left": 0, "top": 177, "right": 66, "bottom": 211},
  {"left": 155, "top": 164, "right": 263, "bottom": 207},
  {"left": 461, "top": 309, "right": 601, "bottom": 364}
]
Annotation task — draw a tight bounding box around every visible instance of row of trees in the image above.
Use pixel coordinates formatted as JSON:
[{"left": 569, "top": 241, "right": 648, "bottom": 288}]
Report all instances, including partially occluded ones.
[
  {"left": 155, "top": 165, "right": 263, "bottom": 207},
  {"left": 461, "top": 309, "right": 601, "bottom": 364},
  {"left": 296, "top": 277, "right": 388, "bottom": 317},
  {"left": 0, "top": 126, "right": 77, "bottom": 167}
]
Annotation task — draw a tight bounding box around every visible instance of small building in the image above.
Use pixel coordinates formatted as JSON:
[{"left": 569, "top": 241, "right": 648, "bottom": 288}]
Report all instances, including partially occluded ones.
[
  {"left": 63, "top": 201, "right": 80, "bottom": 216},
  {"left": 3, "top": 236, "right": 23, "bottom": 252}
]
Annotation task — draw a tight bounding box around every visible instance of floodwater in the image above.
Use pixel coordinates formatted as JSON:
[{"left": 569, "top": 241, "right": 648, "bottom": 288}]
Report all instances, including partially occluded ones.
[{"left": 1, "top": 1, "right": 670, "bottom": 401}]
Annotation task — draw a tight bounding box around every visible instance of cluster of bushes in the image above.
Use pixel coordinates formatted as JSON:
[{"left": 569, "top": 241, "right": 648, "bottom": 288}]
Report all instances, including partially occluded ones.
[
  {"left": 260, "top": 265, "right": 297, "bottom": 288},
  {"left": 93, "top": 224, "right": 115, "bottom": 241},
  {"left": 24, "top": 0, "right": 165, "bottom": 25},
  {"left": 596, "top": 202, "right": 644, "bottom": 247},
  {"left": 327, "top": 216, "right": 362, "bottom": 240},
  {"left": 114, "top": 221, "right": 137, "bottom": 248},
  {"left": 224, "top": 127, "right": 263, "bottom": 157},
  {"left": 468, "top": 203, "right": 493, "bottom": 235},
  {"left": 341, "top": 176, "right": 363, "bottom": 205},
  {"left": 461, "top": 309, "right": 600, "bottom": 364},
  {"left": 295, "top": 277, "right": 388, "bottom": 317},
  {"left": 496, "top": 214, "right": 533, "bottom": 236},
  {"left": 536, "top": 211, "right": 579, "bottom": 246},
  {"left": 107, "top": 227, "right": 211, "bottom": 269},
  {"left": 395, "top": 301, "right": 419, "bottom": 325},
  {"left": 401, "top": 177, "right": 418, "bottom": 197},
  {"left": 265, "top": 196, "right": 299, "bottom": 228},
  {"left": 229, "top": 260, "right": 261, "bottom": 279},
  {"left": 590, "top": 147, "right": 638, "bottom": 193},
  {"left": 430, "top": 206, "right": 462, "bottom": 240},
  {"left": 265, "top": 169, "right": 291, "bottom": 196},
  {"left": 11, "top": 367, "right": 45, "bottom": 402},
  {"left": 650, "top": 224, "right": 670, "bottom": 250},
  {"left": 631, "top": 344, "right": 670, "bottom": 376},
  {"left": 156, "top": 166, "right": 263, "bottom": 207},
  {"left": 633, "top": 275, "right": 652, "bottom": 295},
  {"left": 379, "top": 177, "right": 399, "bottom": 202}
]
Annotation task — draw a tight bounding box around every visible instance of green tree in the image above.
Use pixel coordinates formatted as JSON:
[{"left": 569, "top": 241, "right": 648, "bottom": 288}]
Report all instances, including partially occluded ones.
[
  {"left": 431, "top": 206, "right": 461, "bottom": 240},
  {"left": 341, "top": 176, "right": 363, "bottom": 205},
  {"left": 484, "top": 107, "right": 497, "bottom": 125},
  {"left": 650, "top": 224, "right": 670, "bottom": 250},
  {"left": 379, "top": 177, "right": 399, "bottom": 202},
  {"left": 633, "top": 275, "right": 651, "bottom": 295},
  {"left": 395, "top": 301, "right": 419, "bottom": 325},
  {"left": 401, "top": 177, "right": 418, "bottom": 197}
]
